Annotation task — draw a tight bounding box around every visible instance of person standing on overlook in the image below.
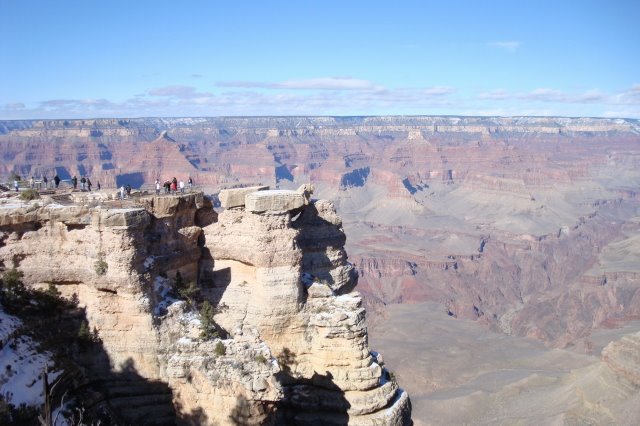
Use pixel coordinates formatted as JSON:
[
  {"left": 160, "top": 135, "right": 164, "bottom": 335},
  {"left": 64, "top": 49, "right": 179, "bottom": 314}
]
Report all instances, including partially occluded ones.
[
  {"left": 72, "top": 176, "right": 78, "bottom": 189},
  {"left": 54, "top": 175, "right": 60, "bottom": 189}
]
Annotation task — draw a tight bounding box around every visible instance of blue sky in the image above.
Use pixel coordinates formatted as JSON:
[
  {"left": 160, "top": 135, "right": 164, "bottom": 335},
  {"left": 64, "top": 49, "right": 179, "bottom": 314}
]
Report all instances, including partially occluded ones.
[{"left": 1, "top": 0, "right": 639, "bottom": 119}]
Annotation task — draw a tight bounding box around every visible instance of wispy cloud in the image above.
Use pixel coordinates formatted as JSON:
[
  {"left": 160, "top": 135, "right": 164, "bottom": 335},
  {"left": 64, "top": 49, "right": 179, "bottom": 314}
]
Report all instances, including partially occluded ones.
[
  {"left": 516, "top": 87, "right": 640, "bottom": 105},
  {"left": 468, "top": 86, "right": 640, "bottom": 118},
  {"left": 611, "top": 84, "right": 640, "bottom": 105},
  {"left": 520, "top": 88, "right": 567, "bottom": 102},
  {"left": 1, "top": 82, "right": 460, "bottom": 119},
  {"left": 476, "top": 90, "right": 510, "bottom": 100},
  {"left": 217, "top": 77, "right": 380, "bottom": 90},
  {"left": 148, "top": 85, "right": 200, "bottom": 97},
  {"left": 487, "top": 41, "right": 522, "bottom": 53},
  {"left": 4, "top": 83, "right": 640, "bottom": 120},
  {"left": 422, "top": 86, "right": 456, "bottom": 96},
  {"left": 40, "top": 98, "right": 116, "bottom": 109},
  {"left": 5, "top": 102, "right": 25, "bottom": 110}
]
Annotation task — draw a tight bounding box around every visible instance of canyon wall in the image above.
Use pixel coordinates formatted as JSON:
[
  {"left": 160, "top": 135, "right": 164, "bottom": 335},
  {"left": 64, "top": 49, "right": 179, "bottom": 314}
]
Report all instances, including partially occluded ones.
[{"left": 2, "top": 115, "right": 640, "bottom": 351}]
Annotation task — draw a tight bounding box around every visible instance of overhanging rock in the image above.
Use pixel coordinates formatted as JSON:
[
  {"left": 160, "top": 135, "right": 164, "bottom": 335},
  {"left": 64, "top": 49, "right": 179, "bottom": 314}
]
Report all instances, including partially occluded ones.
[
  {"left": 219, "top": 185, "right": 269, "bottom": 208},
  {"left": 245, "top": 190, "right": 305, "bottom": 213}
]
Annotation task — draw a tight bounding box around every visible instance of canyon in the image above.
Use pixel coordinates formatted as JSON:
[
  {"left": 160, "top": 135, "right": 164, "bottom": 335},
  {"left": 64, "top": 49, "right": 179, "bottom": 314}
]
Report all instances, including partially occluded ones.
[{"left": 1, "top": 115, "right": 640, "bottom": 423}]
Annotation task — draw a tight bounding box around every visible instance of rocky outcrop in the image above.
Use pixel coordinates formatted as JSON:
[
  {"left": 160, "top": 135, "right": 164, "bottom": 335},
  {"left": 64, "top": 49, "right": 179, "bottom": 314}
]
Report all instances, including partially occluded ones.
[
  {"left": 0, "top": 190, "right": 411, "bottom": 425},
  {"left": 602, "top": 331, "right": 640, "bottom": 386},
  {"left": 202, "top": 188, "right": 410, "bottom": 423},
  {"left": 245, "top": 189, "right": 305, "bottom": 213},
  {"left": 219, "top": 185, "right": 269, "bottom": 209},
  {"left": 560, "top": 331, "right": 640, "bottom": 425}
]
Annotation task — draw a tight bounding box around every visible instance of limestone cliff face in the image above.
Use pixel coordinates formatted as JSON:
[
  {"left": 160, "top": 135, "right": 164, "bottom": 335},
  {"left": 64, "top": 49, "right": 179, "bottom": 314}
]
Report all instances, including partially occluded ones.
[
  {"left": 203, "top": 193, "right": 409, "bottom": 424},
  {"left": 0, "top": 190, "right": 411, "bottom": 425}
]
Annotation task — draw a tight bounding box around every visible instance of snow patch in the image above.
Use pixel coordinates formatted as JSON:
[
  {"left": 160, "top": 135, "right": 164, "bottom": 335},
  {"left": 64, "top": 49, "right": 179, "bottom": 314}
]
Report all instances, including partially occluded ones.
[
  {"left": 0, "top": 307, "right": 60, "bottom": 407},
  {"left": 177, "top": 337, "right": 193, "bottom": 345},
  {"left": 180, "top": 310, "right": 200, "bottom": 327},
  {"left": 143, "top": 256, "right": 155, "bottom": 270},
  {"left": 153, "top": 275, "right": 179, "bottom": 316}
]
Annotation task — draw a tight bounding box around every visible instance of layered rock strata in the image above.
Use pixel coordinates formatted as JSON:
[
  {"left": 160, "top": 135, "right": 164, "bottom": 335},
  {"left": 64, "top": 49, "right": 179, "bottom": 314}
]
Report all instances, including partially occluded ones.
[
  {"left": 0, "top": 190, "right": 411, "bottom": 425},
  {"left": 602, "top": 331, "right": 640, "bottom": 386},
  {"left": 203, "top": 188, "right": 410, "bottom": 424}
]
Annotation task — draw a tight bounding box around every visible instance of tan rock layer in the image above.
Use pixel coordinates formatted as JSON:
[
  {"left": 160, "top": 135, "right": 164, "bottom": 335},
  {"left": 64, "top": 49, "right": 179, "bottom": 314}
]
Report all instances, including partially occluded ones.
[{"left": 0, "top": 193, "right": 411, "bottom": 424}]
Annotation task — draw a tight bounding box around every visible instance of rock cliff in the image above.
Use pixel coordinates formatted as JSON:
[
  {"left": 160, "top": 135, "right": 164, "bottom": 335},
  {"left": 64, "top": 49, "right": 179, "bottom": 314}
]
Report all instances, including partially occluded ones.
[{"left": 0, "top": 188, "right": 411, "bottom": 425}]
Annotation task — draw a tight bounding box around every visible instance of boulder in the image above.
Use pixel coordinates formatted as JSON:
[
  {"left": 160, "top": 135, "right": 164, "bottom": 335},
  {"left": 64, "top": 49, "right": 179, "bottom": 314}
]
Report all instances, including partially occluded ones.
[
  {"left": 245, "top": 190, "right": 305, "bottom": 213},
  {"left": 219, "top": 186, "right": 268, "bottom": 208},
  {"left": 307, "top": 282, "right": 333, "bottom": 298}
]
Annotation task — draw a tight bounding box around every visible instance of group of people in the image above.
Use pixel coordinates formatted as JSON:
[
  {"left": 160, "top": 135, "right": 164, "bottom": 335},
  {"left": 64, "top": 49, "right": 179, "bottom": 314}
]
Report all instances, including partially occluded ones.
[
  {"left": 119, "top": 184, "right": 132, "bottom": 200},
  {"left": 11, "top": 173, "right": 194, "bottom": 197},
  {"left": 12, "top": 174, "right": 100, "bottom": 192},
  {"left": 156, "top": 177, "right": 193, "bottom": 195},
  {"left": 71, "top": 175, "right": 99, "bottom": 191}
]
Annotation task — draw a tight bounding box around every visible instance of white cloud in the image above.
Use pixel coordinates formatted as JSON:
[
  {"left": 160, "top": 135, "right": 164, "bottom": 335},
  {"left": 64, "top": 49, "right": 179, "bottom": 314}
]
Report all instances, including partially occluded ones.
[{"left": 487, "top": 41, "right": 522, "bottom": 53}]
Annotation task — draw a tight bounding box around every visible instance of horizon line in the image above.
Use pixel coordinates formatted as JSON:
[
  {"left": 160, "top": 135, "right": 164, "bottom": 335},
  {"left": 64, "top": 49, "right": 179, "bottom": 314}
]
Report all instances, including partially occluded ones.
[{"left": 1, "top": 114, "right": 638, "bottom": 122}]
